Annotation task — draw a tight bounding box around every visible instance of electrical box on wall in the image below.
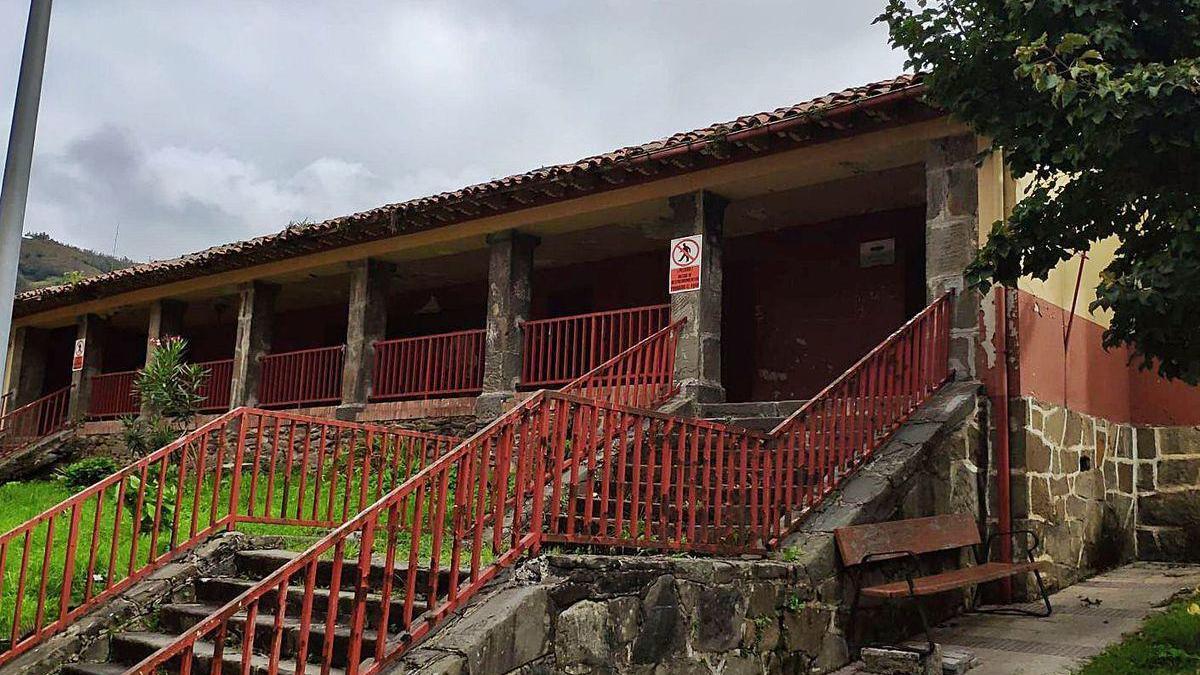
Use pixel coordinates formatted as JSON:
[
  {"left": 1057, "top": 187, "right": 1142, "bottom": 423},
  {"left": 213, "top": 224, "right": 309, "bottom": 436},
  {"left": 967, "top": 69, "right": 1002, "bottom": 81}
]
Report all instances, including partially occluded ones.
[{"left": 859, "top": 238, "right": 896, "bottom": 268}]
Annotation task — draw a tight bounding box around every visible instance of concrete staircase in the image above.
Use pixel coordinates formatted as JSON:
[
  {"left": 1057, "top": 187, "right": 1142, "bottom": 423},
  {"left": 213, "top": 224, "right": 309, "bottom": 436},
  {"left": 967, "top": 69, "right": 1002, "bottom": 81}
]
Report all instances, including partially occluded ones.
[
  {"left": 62, "top": 549, "right": 448, "bottom": 675},
  {"left": 697, "top": 400, "right": 806, "bottom": 431}
]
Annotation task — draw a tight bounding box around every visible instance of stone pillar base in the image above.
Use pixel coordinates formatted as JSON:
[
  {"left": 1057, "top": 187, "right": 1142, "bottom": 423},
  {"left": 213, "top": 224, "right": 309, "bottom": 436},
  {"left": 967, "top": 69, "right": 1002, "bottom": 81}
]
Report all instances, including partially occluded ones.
[
  {"left": 679, "top": 381, "right": 725, "bottom": 405},
  {"left": 334, "top": 403, "right": 364, "bottom": 422},
  {"left": 475, "top": 391, "right": 514, "bottom": 418}
]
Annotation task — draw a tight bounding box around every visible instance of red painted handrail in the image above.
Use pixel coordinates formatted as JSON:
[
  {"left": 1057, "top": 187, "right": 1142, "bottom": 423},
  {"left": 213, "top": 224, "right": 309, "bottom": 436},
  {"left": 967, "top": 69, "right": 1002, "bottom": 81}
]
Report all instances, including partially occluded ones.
[
  {"left": 99, "top": 294, "right": 957, "bottom": 675},
  {"left": 258, "top": 345, "right": 345, "bottom": 408},
  {"left": 371, "top": 329, "right": 485, "bottom": 401},
  {"left": 521, "top": 304, "right": 670, "bottom": 387},
  {"left": 0, "top": 386, "right": 72, "bottom": 458},
  {"left": 765, "top": 291, "right": 955, "bottom": 541},
  {"left": 194, "top": 359, "right": 233, "bottom": 412},
  {"left": 86, "top": 371, "right": 140, "bottom": 419},
  {"left": 561, "top": 318, "right": 685, "bottom": 408},
  {"left": 0, "top": 407, "right": 458, "bottom": 668}
]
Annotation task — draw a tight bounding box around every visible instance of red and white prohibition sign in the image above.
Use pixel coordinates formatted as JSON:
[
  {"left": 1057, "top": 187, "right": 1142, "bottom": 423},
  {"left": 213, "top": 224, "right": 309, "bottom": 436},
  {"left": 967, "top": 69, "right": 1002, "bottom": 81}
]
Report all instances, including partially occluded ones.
[{"left": 668, "top": 235, "right": 702, "bottom": 294}]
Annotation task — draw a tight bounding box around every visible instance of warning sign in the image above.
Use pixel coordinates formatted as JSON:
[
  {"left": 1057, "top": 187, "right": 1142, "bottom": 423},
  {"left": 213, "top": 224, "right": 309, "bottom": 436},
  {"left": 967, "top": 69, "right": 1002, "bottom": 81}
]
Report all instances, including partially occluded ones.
[
  {"left": 668, "top": 235, "right": 702, "bottom": 294},
  {"left": 71, "top": 338, "right": 86, "bottom": 372}
]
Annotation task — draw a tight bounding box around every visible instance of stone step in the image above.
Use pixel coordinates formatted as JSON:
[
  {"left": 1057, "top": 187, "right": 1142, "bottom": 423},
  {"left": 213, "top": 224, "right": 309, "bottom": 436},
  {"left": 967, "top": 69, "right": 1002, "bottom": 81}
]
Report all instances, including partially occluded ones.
[
  {"left": 698, "top": 400, "right": 806, "bottom": 419},
  {"left": 235, "top": 549, "right": 457, "bottom": 591},
  {"left": 62, "top": 663, "right": 128, "bottom": 675},
  {"left": 196, "top": 577, "right": 425, "bottom": 627},
  {"left": 703, "top": 416, "right": 785, "bottom": 431},
  {"left": 159, "top": 602, "right": 390, "bottom": 668},
  {"left": 110, "top": 631, "right": 348, "bottom": 675}
]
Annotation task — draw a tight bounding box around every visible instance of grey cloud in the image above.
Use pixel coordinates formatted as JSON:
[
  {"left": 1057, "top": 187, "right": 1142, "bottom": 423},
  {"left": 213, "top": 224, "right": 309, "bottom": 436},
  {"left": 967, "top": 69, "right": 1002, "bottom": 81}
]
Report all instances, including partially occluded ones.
[{"left": 0, "top": 1, "right": 907, "bottom": 261}]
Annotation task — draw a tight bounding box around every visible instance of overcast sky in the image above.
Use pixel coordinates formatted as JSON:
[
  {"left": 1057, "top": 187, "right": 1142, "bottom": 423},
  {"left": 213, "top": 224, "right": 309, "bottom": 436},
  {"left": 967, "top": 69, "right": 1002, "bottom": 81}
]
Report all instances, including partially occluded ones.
[{"left": 0, "top": 1, "right": 906, "bottom": 262}]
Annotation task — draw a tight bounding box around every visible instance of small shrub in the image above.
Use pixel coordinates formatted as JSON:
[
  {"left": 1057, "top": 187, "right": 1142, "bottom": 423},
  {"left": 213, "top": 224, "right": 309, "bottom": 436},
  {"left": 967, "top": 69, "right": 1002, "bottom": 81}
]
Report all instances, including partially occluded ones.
[
  {"left": 57, "top": 457, "right": 122, "bottom": 492},
  {"left": 122, "top": 337, "right": 207, "bottom": 456}
]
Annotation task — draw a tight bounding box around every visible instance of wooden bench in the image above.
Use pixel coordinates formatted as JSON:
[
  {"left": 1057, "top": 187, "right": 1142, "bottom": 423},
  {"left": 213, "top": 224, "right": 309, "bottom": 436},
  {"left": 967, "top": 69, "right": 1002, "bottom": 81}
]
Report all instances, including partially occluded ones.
[{"left": 835, "top": 513, "right": 1052, "bottom": 653}]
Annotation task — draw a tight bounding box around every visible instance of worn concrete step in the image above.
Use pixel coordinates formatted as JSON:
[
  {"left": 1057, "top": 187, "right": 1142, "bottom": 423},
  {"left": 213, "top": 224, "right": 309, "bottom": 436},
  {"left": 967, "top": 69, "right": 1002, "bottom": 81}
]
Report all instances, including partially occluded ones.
[
  {"left": 698, "top": 400, "right": 806, "bottom": 419},
  {"left": 62, "top": 663, "right": 128, "bottom": 675},
  {"left": 235, "top": 549, "right": 457, "bottom": 592},
  {"left": 110, "top": 631, "right": 348, "bottom": 675},
  {"left": 159, "top": 603, "right": 388, "bottom": 668},
  {"left": 196, "top": 577, "right": 425, "bottom": 626},
  {"left": 705, "top": 416, "right": 785, "bottom": 431}
]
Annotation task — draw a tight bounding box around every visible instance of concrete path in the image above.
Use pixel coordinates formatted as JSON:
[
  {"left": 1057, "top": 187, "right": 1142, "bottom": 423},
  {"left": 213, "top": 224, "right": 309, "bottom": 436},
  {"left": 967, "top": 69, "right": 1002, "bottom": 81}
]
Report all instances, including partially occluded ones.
[
  {"left": 938, "top": 562, "right": 1200, "bottom": 674},
  {"left": 838, "top": 562, "right": 1200, "bottom": 675}
]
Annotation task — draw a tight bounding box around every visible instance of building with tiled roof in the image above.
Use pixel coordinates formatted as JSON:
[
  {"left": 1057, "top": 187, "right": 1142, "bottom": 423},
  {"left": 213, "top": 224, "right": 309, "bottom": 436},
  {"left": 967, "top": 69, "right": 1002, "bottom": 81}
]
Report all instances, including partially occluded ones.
[{"left": 5, "top": 71, "right": 1200, "bottom": 597}]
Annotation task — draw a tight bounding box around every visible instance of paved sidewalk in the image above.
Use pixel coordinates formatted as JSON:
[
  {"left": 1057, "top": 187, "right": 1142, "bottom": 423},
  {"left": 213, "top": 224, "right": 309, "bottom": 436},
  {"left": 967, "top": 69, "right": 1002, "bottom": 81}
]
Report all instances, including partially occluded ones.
[{"left": 839, "top": 562, "right": 1200, "bottom": 675}]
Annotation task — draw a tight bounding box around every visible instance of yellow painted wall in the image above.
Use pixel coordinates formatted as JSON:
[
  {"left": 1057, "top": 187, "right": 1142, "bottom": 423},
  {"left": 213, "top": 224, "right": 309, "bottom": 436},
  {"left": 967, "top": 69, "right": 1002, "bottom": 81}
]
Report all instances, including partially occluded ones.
[{"left": 978, "top": 151, "right": 1116, "bottom": 327}]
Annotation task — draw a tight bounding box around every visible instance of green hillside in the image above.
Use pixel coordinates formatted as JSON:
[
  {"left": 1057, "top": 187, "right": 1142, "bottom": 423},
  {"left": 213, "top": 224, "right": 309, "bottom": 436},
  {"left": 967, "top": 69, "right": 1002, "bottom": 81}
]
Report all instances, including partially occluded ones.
[{"left": 17, "top": 232, "right": 136, "bottom": 292}]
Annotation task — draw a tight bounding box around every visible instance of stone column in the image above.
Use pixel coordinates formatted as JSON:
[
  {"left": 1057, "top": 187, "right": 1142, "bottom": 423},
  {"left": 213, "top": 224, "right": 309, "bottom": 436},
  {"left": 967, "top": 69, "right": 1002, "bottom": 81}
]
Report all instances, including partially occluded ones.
[
  {"left": 338, "top": 258, "right": 394, "bottom": 420},
  {"left": 6, "top": 326, "right": 48, "bottom": 406},
  {"left": 145, "top": 299, "right": 187, "bottom": 367},
  {"left": 68, "top": 314, "right": 106, "bottom": 421},
  {"left": 926, "top": 135, "right": 981, "bottom": 379},
  {"left": 477, "top": 230, "right": 538, "bottom": 416},
  {"left": 669, "top": 190, "right": 728, "bottom": 404},
  {"left": 229, "top": 281, "right": 278, "bottom": 408}
]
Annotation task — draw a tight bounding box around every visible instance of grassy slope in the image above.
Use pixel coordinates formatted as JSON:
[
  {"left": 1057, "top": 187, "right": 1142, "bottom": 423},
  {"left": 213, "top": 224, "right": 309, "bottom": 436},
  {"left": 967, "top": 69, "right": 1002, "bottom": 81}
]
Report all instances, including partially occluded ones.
[
  {"left": 0, "top": 467, "right": 479, "bottom": 640},
  {"left": 16, "top": 234, "right": 135, "bottom": 292},
  {"left": 1080, "top": 595, "right": 1200, "bottom": 674}
]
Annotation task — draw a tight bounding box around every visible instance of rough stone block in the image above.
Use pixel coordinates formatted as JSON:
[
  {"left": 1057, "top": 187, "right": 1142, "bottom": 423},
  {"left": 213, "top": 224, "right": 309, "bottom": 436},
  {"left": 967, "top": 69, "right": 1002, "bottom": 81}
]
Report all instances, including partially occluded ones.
[
  {"left": 1029, "top": 477, "right": 1054, "bottom": 519},
  {"left": 690, "top": 585, "right": 747, "bottom": 652},
  {"left": 1024, "top": 433, "right": 1053, "bottom": 473},
  {"left": 1043, "top": 409, "right": 1066, "bottom": 445},
  {"left": 938, "top": 646, "right": 979, "bottom": 675},
  {"left": 1160, "top": 428, "right": 1200, "bottom": 456},
  {"left": 608, "top": 596, "right": 641, "bottom": 645},
  {"left": 1138, "top": 491, "right": 1200, "bottom": 527},
  {"left": 862, "top": 645, "right": 942, "bottom": 675},
  {"left": 1137, "top": 428, "right": 1158, "bottom": 459},
  {"left": 781, "top": 605, "right": 831, "bottom": 656},
  {"left": 1118, "top": 462, "right": 1134, "bottom": 494},
  {"left": 1158, "top": 458, "right": 1200, "bottom": 488},
  {"left": 1136, "top": 526, "right": 1195, "bottom": 562},
  {"left": 1138, "top": 463, "right": 1156, "bottom": 493},
  {"left": 555, "top": 600, "right": 612, "bottom": 668},
  {"left": 1102, "top": 461, "right": 1117, "bottom": 491},
  {"left": 632, "top": 576, "right": 682, "bottom": 663},
  {"left": 1075, "top": 471, "right": 1101, "bottom": 500}
]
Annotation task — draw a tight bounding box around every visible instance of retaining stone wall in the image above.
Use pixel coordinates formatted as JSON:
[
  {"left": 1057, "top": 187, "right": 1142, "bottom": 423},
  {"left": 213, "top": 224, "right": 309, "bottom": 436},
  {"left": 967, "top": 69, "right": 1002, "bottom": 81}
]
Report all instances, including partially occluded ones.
[
  {"left": 398, "top": 382, "right": 985, "bottom": 675},
  {"left": 1011, "top": 396, "right": 1200, "bottom": 589}
]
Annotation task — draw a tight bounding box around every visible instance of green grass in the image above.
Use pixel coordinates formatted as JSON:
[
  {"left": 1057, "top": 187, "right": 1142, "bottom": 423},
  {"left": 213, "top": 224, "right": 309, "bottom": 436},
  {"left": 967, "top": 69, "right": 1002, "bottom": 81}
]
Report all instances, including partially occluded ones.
[
  {"left": 0, "top": 457, "right": 492, "bottom": 643},
  {"left": 1079, "top": 594, "right": 1200, "bottom": 674}
]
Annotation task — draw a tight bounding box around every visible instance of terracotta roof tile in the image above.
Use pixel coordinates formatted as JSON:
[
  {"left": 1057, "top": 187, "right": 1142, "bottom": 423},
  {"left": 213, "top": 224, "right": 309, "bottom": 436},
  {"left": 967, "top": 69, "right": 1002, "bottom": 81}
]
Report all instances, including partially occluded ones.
[{"left": 15, "top": 74, "right": 928, "bottom": 318}]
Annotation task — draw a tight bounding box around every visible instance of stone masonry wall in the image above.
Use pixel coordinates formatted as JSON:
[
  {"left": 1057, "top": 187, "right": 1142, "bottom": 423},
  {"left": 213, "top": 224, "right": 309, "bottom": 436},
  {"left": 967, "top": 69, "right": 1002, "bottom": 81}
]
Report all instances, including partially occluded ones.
[
  {"left": 542, "top": 555, "right": 839, "bottom": 675},
  {"left": 396, "top": 383, "right": 986, "bottom": 675},
  {"left": 1011, "top": 396, "right": 1200, "bottom": 590},
  {"left": 1131, "top": 425, "right": 1200, "bottom": 561}
]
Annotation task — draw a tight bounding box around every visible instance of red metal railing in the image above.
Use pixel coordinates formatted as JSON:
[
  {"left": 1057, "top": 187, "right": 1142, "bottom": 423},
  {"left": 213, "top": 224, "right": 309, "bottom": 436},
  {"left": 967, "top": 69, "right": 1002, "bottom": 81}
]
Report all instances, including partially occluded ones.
[
  {"left": 765, "top": 291, "right": 954, "bottom": 541},
  {"left": 86, "top": 371, "right": 140, "bottom": 419},
  {"left": 128, "top": 393, "right": 555, "bottom": 675},
  {"left": 194, "top": 359, "right": 234, "bottom": 412},
  {"left": 0, "top": 387, "right": 72, "bottom": 458},
  {"left": 371, "top": 329, "right": 485, "bottom": 401},
  {"left": 561, "top": 318, "right": 684, "bottom": 408},
  {"left": 56, "top": 294, "right": 955, "bottom": 674},
  {"left": 521, "top": 304, "right": 670, "bottom": 388},
  {"left": 258, "top": 346, "right": 345, "bottom": 408},
  {"left": 0, "top": 407, "right": 457, "bottom": 668}
]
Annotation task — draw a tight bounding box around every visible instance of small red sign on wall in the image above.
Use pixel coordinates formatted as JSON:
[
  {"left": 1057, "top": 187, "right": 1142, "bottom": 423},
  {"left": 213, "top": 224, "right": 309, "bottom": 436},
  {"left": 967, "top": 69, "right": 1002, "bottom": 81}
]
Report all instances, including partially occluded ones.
[
  {"left": 669, "top": 235, "right": 702, "bottom": 294},
  {"left": 71, "top": 338, "right": 85, "bottom": 372}
]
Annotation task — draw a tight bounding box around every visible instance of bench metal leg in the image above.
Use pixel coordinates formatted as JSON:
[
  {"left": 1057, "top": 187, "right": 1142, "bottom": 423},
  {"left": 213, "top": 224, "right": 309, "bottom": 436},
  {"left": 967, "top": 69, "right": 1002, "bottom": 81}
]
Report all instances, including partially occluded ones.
[{"left": 967, "top": 573, "right": 1052, "bottom": 617}]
